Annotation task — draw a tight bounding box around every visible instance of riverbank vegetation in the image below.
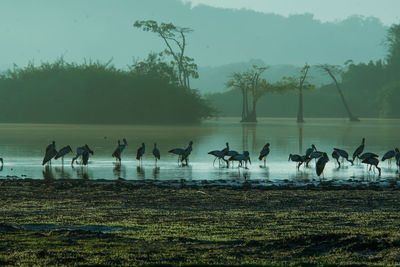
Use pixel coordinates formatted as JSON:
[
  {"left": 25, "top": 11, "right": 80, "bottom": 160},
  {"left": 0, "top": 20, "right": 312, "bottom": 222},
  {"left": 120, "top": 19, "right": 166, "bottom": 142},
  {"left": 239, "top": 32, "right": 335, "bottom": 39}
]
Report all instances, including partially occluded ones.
[
  {"left": 0, "top": 56, "right": 213, "bottom": 124},
  {"left": 208, "top": 23, "right": 400, "bottom": 121}
]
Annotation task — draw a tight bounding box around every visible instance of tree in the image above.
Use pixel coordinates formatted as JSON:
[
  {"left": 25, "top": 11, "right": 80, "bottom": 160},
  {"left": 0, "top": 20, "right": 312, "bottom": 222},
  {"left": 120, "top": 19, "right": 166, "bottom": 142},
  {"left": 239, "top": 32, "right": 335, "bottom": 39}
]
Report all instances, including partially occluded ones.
[
  {"left": 318, "top": 64, "right": 359, "bottom": 121},
  {"left": 386, "top": 23, "right": 400, "bottom": 74},
  {"left": 226, "top": 65, "right": 291, "bottom": 122},
  {"left": 133, "top": 20, "right": 198, "bottom": 88},
  {"left": 282, "top": 64, "right": 314, "bottom": 123}
]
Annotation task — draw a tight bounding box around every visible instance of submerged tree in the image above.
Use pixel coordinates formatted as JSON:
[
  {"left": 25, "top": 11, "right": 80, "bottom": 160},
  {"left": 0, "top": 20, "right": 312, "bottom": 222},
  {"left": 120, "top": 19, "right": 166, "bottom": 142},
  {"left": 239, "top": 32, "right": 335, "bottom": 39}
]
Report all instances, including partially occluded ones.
[
  {"left": 133, "top": 20, "right": 198, "bottom": 88},
  {"left": 226, "top": 65, "right": 291, "bottom": 122},
  {"left": 318, "top": 64, "right": 359, "bottom": 121},
  {"left": 282, "top": 64, "right": 314, "bottom": 123}
]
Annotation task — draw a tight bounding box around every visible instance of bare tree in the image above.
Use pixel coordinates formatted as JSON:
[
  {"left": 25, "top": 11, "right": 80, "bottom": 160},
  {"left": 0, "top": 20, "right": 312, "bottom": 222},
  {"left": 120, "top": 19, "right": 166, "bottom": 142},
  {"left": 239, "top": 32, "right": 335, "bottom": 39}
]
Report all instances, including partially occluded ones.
[
  {"left": 133, "top": 20, "right": 198, "bottom": 88},
  {"left": 318, "top": 64, "right": 359, "bottom": 121}
]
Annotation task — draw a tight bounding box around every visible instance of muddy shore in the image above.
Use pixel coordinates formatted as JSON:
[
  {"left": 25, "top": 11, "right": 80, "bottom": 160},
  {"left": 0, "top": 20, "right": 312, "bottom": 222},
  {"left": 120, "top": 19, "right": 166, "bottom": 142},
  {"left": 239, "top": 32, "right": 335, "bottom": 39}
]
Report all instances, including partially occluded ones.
[{"left": 1, "top": 178, "right": 400, "bottom": 266}]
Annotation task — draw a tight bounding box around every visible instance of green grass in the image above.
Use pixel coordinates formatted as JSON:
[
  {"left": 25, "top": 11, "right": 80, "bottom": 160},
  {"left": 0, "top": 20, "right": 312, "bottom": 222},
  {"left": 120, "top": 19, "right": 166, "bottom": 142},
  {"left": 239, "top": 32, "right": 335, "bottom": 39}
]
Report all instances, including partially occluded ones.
[{"left": 1, "top": 179, "right": 400, "bottom": 266}]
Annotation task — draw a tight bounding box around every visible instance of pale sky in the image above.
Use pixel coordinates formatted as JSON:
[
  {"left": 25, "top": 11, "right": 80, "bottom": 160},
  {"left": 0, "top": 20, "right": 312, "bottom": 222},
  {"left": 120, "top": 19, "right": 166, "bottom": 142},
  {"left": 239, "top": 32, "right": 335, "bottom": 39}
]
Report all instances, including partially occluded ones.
[{"left": 183, "top": 0, "right": 400, "bottom": 25}]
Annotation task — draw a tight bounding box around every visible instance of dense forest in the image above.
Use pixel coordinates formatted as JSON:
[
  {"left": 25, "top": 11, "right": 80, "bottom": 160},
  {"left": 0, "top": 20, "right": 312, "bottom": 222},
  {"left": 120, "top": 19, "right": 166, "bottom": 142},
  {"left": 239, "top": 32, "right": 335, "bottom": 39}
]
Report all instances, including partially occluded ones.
[
  {"left": 0, "top": 58, "right": 213, "bottom": 124},
  {"left": 207, "top": 23, "right": 400, "bottom": 120}
]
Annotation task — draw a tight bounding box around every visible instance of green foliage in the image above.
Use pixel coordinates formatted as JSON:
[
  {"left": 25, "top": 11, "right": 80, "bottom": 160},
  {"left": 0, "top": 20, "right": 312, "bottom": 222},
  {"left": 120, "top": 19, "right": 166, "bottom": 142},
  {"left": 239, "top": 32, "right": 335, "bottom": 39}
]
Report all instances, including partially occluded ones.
[
  {"left": 0, "top": 58, "right": 213, "bottom": 124},
  {"left": 379, "top": 81, "right": 400, "bottom": 118},
  {"left": 133, "top": 20, "right": 198, "bottom": 88}
]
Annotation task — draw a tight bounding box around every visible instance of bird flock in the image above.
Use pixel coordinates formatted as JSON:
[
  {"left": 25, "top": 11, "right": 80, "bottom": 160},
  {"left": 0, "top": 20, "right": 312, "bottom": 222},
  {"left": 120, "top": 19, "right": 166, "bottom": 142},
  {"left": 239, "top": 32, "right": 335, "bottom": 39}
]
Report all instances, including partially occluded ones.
[{"left": 38, "top": 138, "right": 400, "bottom": 179}]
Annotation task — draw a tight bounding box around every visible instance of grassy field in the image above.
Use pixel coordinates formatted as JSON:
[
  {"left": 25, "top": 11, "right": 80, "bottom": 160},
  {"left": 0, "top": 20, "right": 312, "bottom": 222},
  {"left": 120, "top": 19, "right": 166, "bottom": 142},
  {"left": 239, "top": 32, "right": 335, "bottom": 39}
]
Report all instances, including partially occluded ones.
[{"left": 1, "top": 179, "right": 400, "bottom": 266}]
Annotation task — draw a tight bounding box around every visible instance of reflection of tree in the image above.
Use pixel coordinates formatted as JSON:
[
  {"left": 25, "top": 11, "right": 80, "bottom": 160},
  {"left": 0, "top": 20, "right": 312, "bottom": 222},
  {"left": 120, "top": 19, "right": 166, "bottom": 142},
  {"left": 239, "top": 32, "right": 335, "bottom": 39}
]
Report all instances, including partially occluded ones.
[
  {"left": 242, "top": 123, "right": 257, "bottom": 153},
  {"left": 298, "top": 123, "right": 303, "bottom": 154}
]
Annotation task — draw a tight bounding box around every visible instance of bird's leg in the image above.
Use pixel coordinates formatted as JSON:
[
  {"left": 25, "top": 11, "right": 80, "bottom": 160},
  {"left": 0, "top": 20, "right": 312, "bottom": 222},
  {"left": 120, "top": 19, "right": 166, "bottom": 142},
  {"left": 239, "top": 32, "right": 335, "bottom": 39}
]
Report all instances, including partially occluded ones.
[
  {"left": 264, "top": 158, "right": 266, "bottom": 167},
  {"left": 213, "top": 157, "right": 217, "bottom": 167}
]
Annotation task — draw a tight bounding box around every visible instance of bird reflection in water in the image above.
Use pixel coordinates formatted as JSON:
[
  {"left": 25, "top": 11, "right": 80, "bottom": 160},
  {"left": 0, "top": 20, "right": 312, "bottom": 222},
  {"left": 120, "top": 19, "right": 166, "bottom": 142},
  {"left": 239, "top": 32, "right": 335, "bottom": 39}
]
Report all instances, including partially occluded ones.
[
  {"left": 42, "top": 165, "right": 54, "bottom": 180},
  {"left": 113, "top": 163, "right": 126, "bottom": 179},
  {"left": 54, "top": 166, "right": 71, "bottom": 179},
  {"left": 137, "top": 166, "right": 145, "bottom": 179},
  {"left": 73, "top": 166, "right": 90, "bottom": 179},
  {"left": 152, "top": 167, "right": 160, "bottom": 179}
]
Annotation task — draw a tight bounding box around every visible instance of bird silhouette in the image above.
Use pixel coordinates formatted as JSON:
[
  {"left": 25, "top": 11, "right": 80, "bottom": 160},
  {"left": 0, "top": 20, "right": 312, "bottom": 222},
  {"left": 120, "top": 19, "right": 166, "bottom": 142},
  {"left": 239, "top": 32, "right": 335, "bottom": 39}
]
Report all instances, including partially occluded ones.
[
  {"left": 259, "top": 143, "right": 270, "bottom": 167},
  {"left": 316, "top": 152, "right": 329, "bottom": 178},
  {"left": 42, "top": 141, "right": 57, "bottom": 166},
  {"left": 72, "top": 144, "right": 93, "bottom": 166},
  {"left": 152, "top": 143, "right": 160, "bottom": 165},
  {"left": 136, "top": 143, "right": 145, "bottom": 163},
  {"left": 54, "top": 145, "right": 72, "bottom": 165},
  {"left": 353, "top": 138, "right": 365, "bottom": 162}
]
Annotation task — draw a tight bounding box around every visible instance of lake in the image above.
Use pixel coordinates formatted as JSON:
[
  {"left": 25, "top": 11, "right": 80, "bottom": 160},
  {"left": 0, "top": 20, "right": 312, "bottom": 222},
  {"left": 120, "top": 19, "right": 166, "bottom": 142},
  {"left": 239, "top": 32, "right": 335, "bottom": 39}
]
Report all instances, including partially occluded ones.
[{"left": 0, "top": 118, "right": 399, "bottom": 182}]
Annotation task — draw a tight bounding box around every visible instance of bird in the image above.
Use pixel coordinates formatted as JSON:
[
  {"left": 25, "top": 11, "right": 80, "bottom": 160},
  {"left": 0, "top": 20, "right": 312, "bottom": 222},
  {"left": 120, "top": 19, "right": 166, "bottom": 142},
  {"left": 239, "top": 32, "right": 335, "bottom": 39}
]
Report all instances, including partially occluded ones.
[
  {"left": 353, "top": 138, "right": 365, "bottom": 162},
  {"left": 359, "top": 152, "right": 379, "bottom": 160},
  {"left": 221, "top": 142, "right": 229, "bottom": 156},
  {"left": 258, "top": 143, "right": 270, "bottom": 167},
  {"left": 381, "top": 148, "right": 399, "bottom": 166},
  {"left": 112, "top": 138, "right": 127, "bottom": 163},
  {"left": 152, "top": 143, "right": 160, "bottom": 164},
  {"left": 333, "top": 148, "right": 354, "bottom": 165},
  {"left": 316, "top": 152, "right": 329, "bottom": 178},
  {"left": 54, "top": 145, "right": 72, "bottom": 165},
  {"left": 226, "top": 149, "right": 239, "bottom": 167},
  {"left": 168, "top": 148, "right": 185, "bottom": 164},
  {"left": 306, "top": 150, "right": 324, "bottom": 167},
  {"left": 208, "top": 150, "right": 227, "bottom": 167},
  {"left": 72, "top": 144, "right": 94, "bottom": 166},
  {"left": 136, "top": 143, "right": 145, "bottom": 163},
  {"left": 305, "top": 144, "right": 316, "bottom": 159},
  {"left": 332, "top": 150, "right": 341, "bottom": 168},
  {"left": 288, "top": 154, "right": 306, "bottom": 170},
  {"left": 229, "top": 151, "right": 251, "bottom": 168},
  {"left": 181, "top": 141, "right": 193, "bottom": 166},
  {"left": 362, "top": 157, "right": 381, "bottom": 177},
  {"left": 42, "top": 141, "right": 57, "bottom": 166}
]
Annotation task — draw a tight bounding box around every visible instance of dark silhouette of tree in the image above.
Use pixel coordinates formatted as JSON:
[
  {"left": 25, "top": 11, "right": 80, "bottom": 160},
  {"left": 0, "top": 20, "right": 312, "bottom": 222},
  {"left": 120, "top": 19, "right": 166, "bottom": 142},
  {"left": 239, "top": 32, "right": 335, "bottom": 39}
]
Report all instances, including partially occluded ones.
[
  {"left": 133, "top": 20, "right": 198, "bottom": 88},
  {"left": 318, "top": 64, "right": 359, "bottom": 121},
  {"left": 226, "top": 65, "right": 291, "bottom": 122}
]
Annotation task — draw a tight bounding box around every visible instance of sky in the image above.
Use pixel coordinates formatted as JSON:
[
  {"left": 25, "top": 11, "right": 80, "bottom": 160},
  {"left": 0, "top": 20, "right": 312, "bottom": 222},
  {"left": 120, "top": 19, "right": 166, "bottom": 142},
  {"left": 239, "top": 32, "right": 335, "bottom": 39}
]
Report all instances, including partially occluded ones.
[{"left": 183, "top": 0, "right": 400, "bottom": 25}]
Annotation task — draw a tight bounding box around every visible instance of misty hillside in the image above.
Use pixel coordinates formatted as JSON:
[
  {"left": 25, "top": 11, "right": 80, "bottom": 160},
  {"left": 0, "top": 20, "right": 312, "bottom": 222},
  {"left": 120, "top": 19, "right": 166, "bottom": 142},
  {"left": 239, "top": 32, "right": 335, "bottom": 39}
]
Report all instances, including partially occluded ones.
[
  {"left": 0, "top": 0, "right": 387, "bottom": 70},
  {"left": 193, "top": 60, "right": 331, "bottom": 93}
]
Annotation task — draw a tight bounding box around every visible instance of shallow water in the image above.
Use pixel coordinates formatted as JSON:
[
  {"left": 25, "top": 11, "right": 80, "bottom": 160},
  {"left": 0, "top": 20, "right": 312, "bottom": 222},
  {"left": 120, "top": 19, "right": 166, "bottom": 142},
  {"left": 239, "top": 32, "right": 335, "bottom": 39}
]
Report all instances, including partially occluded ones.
[{"left": 0, "top": 118, "right": 399, "bottom": 181}]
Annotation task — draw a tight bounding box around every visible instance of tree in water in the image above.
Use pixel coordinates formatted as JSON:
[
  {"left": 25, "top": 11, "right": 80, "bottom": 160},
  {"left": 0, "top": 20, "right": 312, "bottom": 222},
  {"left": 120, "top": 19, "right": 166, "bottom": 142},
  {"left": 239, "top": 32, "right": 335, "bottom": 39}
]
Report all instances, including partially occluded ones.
[
  {"left": 282, "top": 64, "right": 314, "bottom": 123},
  {"left": 226, "top": 65, "right": 290, "bottom": 122},
  {"left": 318, "top": 64, "right": 360, "bottom": 121},
  {"left": 133, "top": 20, "right": 198, "bottom": 88}
]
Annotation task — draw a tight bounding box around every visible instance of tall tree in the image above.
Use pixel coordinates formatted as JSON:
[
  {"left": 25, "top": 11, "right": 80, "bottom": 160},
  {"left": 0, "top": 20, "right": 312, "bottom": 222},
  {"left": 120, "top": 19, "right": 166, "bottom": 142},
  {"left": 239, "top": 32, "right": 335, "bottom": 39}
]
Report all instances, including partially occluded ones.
[
  {"left": 281, "top": 64, "right": 314, "bottom": 123},
  {"left": 133, "top": 20, "right": 198, "bottom": 88},
  {"left": 386, "top": 23, "right": 400, "bottom": 73},
  {"left": 226, "top": 65, "right": 291, "bottom": 122},
  {"left": 318, "top": 64, "right": 359, "bottom": 122}
]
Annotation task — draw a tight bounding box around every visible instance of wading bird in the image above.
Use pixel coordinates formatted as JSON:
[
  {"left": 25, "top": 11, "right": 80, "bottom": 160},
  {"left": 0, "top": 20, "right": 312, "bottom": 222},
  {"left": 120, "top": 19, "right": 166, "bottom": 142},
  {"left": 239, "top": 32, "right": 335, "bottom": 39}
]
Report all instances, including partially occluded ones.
[
  {"left": 259, "top": 143, "right": 270, "bottom": 167},
  {"left": 54, "top": 145, "right": 72, "bottom": 165},
  {"left": 42, "top": 141, "right": 57, "bottom": 166},
  {"left": 288, "top": 154, "right": 306, "bottom": 170},
  {"left": 332, "top": 150, "right": 341, "bottom": 168},
  {"left": 181, "top": 141, "right": 193, "bottom": 166},
  {"left": 306, "top": 150, "right": 324, "bottom": 167},
  {"left": 152, "top": 143, "right": 160, "bottom": 165},
  {"left": 305, "top": 144, "right": 316, "bottom": 159},
  {"left": 381, "top": 148, "right": 399, "bottom": 166},
  {"left": 353, "top": 138, "right": 365, "bottom": 163},
  {"left": 362, "top": 157, "right": 381, "bottom": 177},
  {"left": 226, "top": 149, "right": 239, "bottom": 167},
  {"left": 112, "top": 138, "right": 128, "bottom": 163},
  {"left": 229, "top": 151, "right": 251, "bottom": 168},
  {"left": 359, "top": 152, "right": 379, "bottom": 160},
  {"left": 208, "top": 150, "right": 227, "bottom": 167},
  {"left": 136, "top": 143, "right": 145, "bottom": 163},
  {"left": 221, "top": 142, "right": 229, "bottom": 155},
  {"left": 333, "top": 148, "right": 354, "bottom": 165},
  {"left": 72, "top": 144, "right": 94, "bottom": 166},
  {"left": 316, "top": 152, "right": 329, "bottom": 178}
]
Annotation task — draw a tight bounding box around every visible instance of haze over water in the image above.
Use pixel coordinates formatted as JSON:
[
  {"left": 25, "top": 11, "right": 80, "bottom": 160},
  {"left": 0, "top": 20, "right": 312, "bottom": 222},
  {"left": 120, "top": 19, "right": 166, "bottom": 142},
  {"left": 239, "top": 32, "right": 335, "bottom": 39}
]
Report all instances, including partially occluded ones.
[{"left": 0, "top": 118, "right": 398, "bottom": 182}]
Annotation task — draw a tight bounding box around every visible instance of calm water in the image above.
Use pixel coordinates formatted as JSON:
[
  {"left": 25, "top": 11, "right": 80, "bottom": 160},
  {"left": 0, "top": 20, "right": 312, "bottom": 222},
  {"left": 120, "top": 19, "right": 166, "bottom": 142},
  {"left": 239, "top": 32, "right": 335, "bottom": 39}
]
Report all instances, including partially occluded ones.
[{"left": 0, "top": 118, "right": 399, "bottom": 182}]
